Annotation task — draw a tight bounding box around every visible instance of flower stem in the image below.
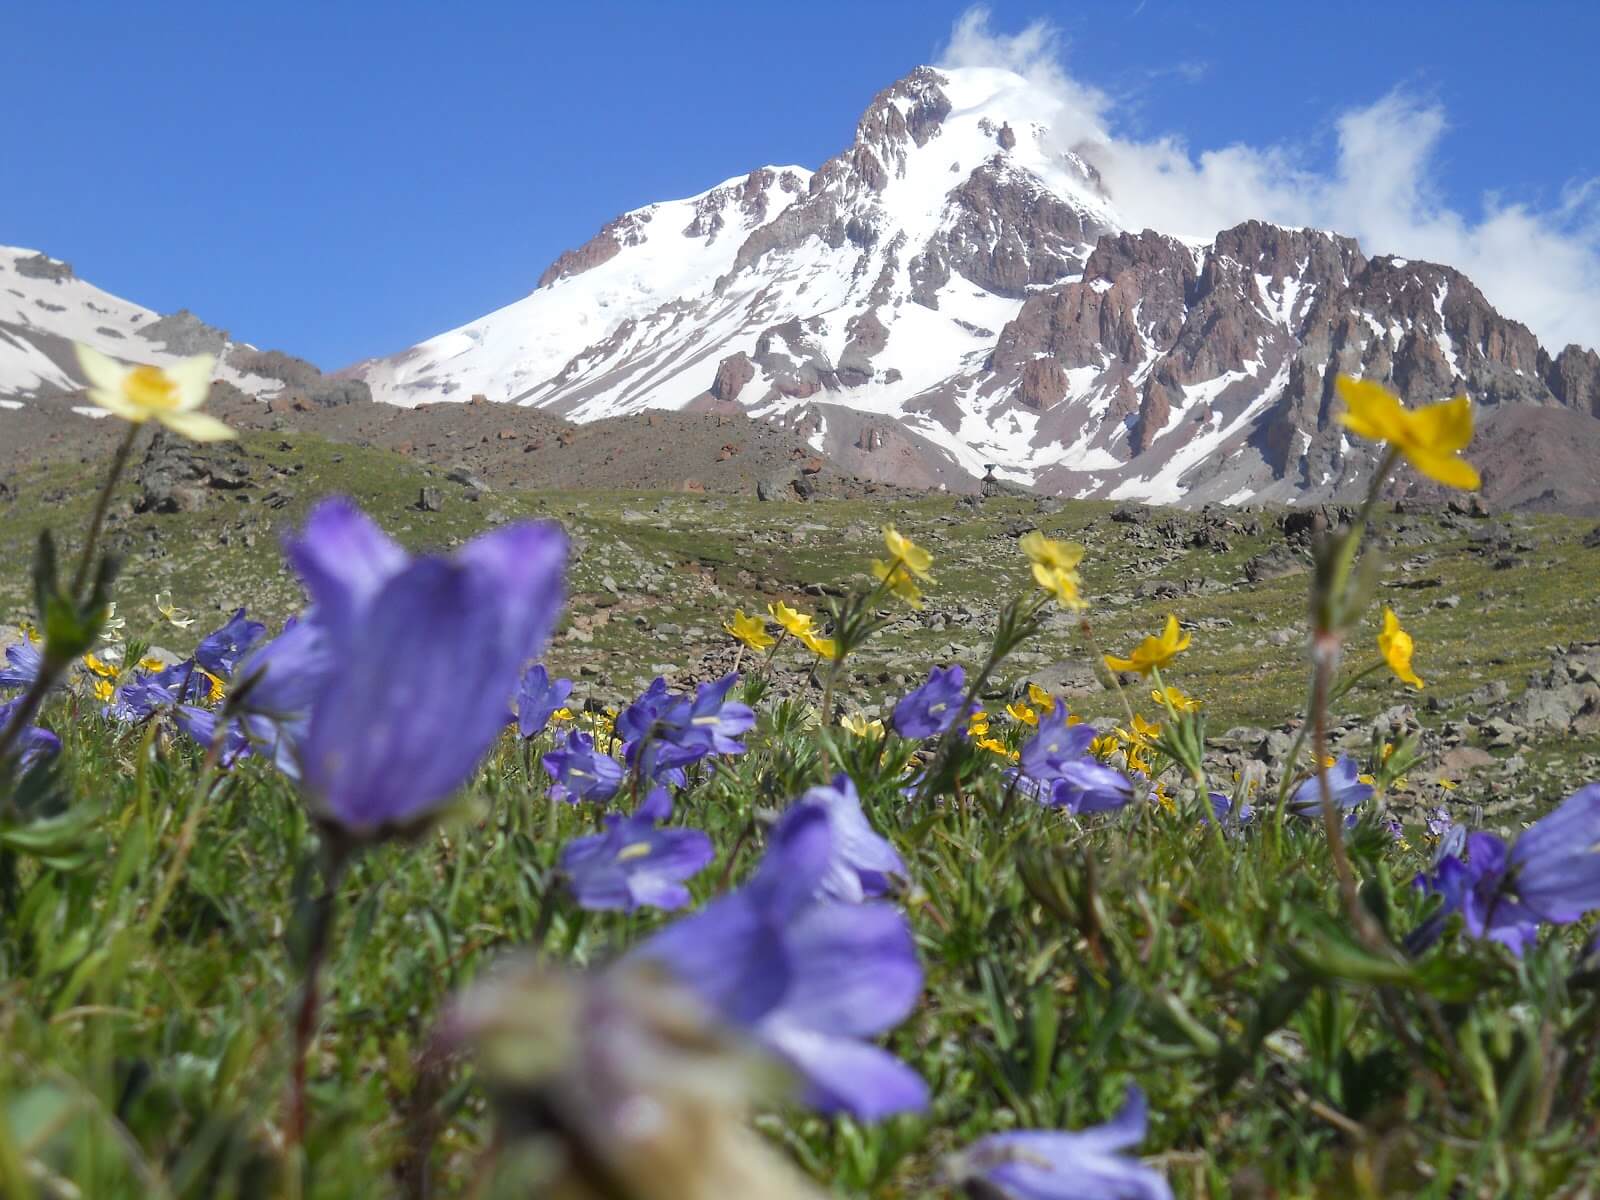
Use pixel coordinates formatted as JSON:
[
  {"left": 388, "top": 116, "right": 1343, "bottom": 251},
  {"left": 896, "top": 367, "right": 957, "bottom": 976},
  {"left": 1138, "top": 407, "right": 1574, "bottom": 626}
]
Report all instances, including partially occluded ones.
[
  {"left": 70, "top": 421, "right": 141, "bottom": 602},
  {"left": 286, "top": 835, "right": 352, "bottom": 1159}
]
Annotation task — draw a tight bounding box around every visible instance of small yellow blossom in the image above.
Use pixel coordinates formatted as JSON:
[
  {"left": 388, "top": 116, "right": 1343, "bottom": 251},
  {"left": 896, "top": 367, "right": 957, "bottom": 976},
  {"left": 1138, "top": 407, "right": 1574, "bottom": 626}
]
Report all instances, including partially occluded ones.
[
  {"left": 551, "top": 707, "right": 575, "bottom": 724},
  {"left": 82, "top": 653, "right": 119, "bottom": 679},
  {"left": 724, "top": 609, "right": 775, "bottom": 651},
  {"left": 1006, "top": 701, "right": 1038, "bottom": 726},
  {"left": 90, "top": 677, "right": 116, "bottom": 703},
  {"left": 1151, "top": 686, "right": 1200, "bottom": 712},
  {"left": 881, "top": 526, "right": 933, "bottom": 580},
  {"left": 74, "top": 343, "right": 233, "bottom": 442},
  {"left": 1379, "top": 607, "right": 1423, "bottom": 689},
  {"left": 1438, "top": 778, "right": 1457, "bottom": 792},
  {"left": 137, "top": 656, "right": 166, "bottom": 672},
  {"left": 199, "top": 670, "right": 227, "bottom": 704},
  {"left": 967, "top": 710, "right": 990, "bottom": 738},
  {"left": 1118, "top": 713, "right": 1162, "bottom": 748},
  {"left": 1104, "top": 615, "right": 1191, "bottom": 676},
  {"left": 871, "top": 559, "right": 924, "bottom": 608},
  {"left": 1335, "top": 376, "right": 1479, "bottom": 490},
  {"left": 1152, "top": 783, "right": 1177, "bottom": 815},
  {"left": 976, "top": 736, "right": 1018, "bottom": 761},
  {"left": 1090, "top": 733, "right": 1121, "bottom": 760},
  {"left": 799, "top": 630, "right": 837, "bottom": 660},
  {"left": 768, "top": 601, "right": 815, "bottom": 639},
  {"left": 1025, "top": 683, "right": 1057, "bottom": 714},
  {"left": 840, "top": 713, "right": 884, "bottom": 738}
]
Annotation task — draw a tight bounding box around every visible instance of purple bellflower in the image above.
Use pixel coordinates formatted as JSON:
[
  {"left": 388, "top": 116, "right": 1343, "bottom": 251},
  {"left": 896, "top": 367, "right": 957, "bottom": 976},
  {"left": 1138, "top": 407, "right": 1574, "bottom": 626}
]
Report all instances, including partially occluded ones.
[
  {"left": 619, "top": 673, "right": 755, "bottom": 783},
  {"left": 0, "top": 698, "right": 61, "bottom": 772},
  {"left": 194, "top": 608, "right": 267, "bottom": 680},
  {"left": 543, "top": 730, "right": 624, "bottom": 805},
  {"left": 282, "top": 498, "right": 567, "bottom": 836},
  {"left": 1410, "top": 784, "right": 1600, "bottom": 956},
  {"left": 632, "top": 804, "right": 928, "bottom": 1119},
  {"left": 1287, "top": 756, "right": 1374, "bottom": 817},
  {"left": 893, "top": 664, "right": 969, "bottom": 739},
  {"left": 1048, "top": 760, "right": 1134, "bottom": 814},
  {"left": 791, "top": 774, "right": 906, "bottom": 902},
  {"left": 951, "top": 1087, "right": 1172, "bottom": 1200},
  {"left": 559, "top": 787, "right": 714, "bottom": 912},
  {"left": 516, "top": 663, "right": 572, "bottom": 740},
  {"left": 0, "top": 639, "right": 42, "bottom": 691},
  {"left": 1207, "top": 792, "right": 1256, "bottom": 827},
  {"left": 1018, "top": 709, "right": 1097, "bottom": 782}
]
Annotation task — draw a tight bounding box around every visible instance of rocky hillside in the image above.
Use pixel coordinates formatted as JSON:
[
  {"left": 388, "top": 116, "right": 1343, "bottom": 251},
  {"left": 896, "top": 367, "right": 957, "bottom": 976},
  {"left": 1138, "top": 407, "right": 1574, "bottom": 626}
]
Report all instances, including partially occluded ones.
[{"left": 349, "top": 65, "right": 1600, "bottom": 507}]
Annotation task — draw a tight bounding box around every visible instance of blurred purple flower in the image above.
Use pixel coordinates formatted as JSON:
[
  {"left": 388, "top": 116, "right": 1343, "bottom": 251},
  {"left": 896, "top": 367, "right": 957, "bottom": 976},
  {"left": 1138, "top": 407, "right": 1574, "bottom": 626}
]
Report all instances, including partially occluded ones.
[
  {"left": 1410, "top": 785, "right": 1600, "bottom": 956},
  {"left": 0, "top": 698, "right": 60, "bottom": 772},
  {"left": 892, "top": 664, "right": 968, "bottom": 739},
  {"left": 285, "top": 498, "right": 566, "bottom": 835},
  {"left": 194, "top": 608, "right": 266, "bottom": 680},
  {"left": 632, "top": 804, "right": 928, "bottom": 1119},
  {"left": 1019, "top": 709, "right": 1096, "bottom": 782},
  {"left": 792, "top": 774, "right": 906, "bottom": 902},
  {"left": 1287, "top": 756, "right": 1374, "bottom": 817},
  {"left": 0, "top": 639, "right": 42, "bottom": 692},
  {"left": 543, "top": 730, "right": 624, "bottom": 805},
  {"left": 559, "top": 787, "right": 713, "bottom": 912},
  {"left": 1048, "top": 760, "right": 1134, "bottom": 814},
  {"left": 951, "top": 1087, "right": 1172, "bottom": 1200},
  {"left": 516, "top": 663, "right": 572, "bottom": 740},
  {"left": 1207, "top": 792, "right": 1256, "bottom": 827},
  {"left": 620, "top": 673, "right": 755, "bottom": 782}
]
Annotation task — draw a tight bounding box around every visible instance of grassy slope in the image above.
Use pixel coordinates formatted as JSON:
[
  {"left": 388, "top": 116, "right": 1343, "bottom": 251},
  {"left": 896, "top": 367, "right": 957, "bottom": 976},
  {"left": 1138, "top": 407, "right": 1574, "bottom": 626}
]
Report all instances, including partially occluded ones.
[{"left": 3, "top": 431, "right": 1600, "bottom": 1197}]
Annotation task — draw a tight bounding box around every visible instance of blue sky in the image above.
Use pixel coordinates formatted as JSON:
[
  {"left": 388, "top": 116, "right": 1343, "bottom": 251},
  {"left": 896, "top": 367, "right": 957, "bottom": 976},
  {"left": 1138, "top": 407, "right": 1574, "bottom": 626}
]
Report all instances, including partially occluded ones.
[{"left": 4, "top": 1, "right": 1598, "bottom": 367}]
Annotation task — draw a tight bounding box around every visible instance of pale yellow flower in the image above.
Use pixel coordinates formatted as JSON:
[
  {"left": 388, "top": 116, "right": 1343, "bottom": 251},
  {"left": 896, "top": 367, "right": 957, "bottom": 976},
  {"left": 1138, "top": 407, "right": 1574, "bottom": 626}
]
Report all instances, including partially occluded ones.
[
  {"left": 1104, "top": 615, "right": 1191, "bottom": 675},
  {"left": 1018, "top": 531, "right": 1085, "bottom": 573},
  {"left": 840, "top": 713, "right": 884, "bottom": 738},
  {"left": 871, "top": 559, "right": 924, "bottom": 608},
  {"left": 155, "top": 591, "right": 195, "bottom": 630},
  {"left": 768, "top": 601, "right": 815, "bottom": 639},
  {"left": 1379, "top": 607, "right": 1423, "bottom": 689},
  {"left": 725, "top": 609, "right": 775, "bottom": 651},
  {"left": 1335, "top": 376, "right": 1478, "bottom": 490},
  {"left": 881, "top": 526, "right": 933, "bottom": 580},
  {"left": 74, "top": 343, "right": 233, "bottom": 441}
]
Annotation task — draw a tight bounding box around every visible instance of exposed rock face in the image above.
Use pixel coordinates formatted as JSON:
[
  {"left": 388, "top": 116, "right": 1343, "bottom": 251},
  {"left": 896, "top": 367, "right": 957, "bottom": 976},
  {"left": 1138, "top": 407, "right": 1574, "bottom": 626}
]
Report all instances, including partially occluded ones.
[
  {"left": 709, "top": 352, "right": 755, "bottom": 402},
  {"left": 134, "top": 309, "right": 230, "bottom": 357},
  {"left": 347, "top": 65, "right": 1600, "bottom": 509},
  {"left": 135, "top": 429, "right": 252, "bottom": 513},
  {"left": 14, "top": 253, "right": 73, "bottom": 282},
  {"left": 228, "top": 348, "right": 371, "bottom": 407},
  {"left": 1546, "top": 345, "right": 1600, "bottom": 417}
]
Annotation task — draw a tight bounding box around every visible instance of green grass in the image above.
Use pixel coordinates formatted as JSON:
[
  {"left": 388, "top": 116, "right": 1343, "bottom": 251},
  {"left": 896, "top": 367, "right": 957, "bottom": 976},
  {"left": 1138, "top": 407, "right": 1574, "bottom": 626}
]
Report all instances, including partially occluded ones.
[{"left": 2, "top": 431, "right": 1600, "bottom": 1197}]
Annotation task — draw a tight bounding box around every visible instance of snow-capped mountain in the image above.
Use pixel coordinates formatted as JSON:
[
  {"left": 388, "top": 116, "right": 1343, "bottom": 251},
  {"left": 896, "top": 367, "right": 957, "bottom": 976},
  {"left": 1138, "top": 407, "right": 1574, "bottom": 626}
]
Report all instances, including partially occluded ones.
[
  {"left": 350, "top": 65, "right": 1600, "bottom": 503},
  {"left": 0, "top": 245, "right": 367, "bottom": 415}
]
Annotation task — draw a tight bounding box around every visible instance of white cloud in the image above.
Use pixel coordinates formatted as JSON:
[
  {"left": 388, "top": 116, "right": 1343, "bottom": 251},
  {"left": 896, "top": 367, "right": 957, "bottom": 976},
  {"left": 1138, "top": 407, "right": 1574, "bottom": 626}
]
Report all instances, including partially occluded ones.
[{"left": 938, "top": 8, "right": 1600, "bottom": 352}]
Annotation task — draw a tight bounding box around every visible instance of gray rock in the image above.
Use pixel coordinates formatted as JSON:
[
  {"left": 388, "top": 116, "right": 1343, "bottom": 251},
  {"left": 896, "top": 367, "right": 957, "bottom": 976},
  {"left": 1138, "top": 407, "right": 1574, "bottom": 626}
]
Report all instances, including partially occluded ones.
[{"left": 418, "top": 486, "right": 443, "bottom": 512}]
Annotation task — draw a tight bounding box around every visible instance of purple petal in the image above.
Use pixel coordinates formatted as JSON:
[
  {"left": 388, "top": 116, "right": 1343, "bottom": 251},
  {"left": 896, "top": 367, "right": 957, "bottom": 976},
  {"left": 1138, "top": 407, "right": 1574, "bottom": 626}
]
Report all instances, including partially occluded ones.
[
  {"left": 774, "top": 901, "right": 923, "bottom": 1037},
  {"left": 760, "top": 1025, "right": 928, "bottom": 1119},
  {"left": 283, "top": 498, "right": 407, "bottom": 634}
]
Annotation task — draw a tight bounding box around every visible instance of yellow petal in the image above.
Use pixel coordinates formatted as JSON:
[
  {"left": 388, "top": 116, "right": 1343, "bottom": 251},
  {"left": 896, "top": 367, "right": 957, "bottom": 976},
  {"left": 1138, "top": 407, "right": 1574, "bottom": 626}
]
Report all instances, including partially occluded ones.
[
  {"left": 1405, "top": 447, "right": 1480, "bottom": 491},
  {"left": 73, "top": 342, "right": 129, "bottom": 393},
  {"left": 86, "top": 386, "right": 151, "bottom": 423},
  {"left": 157, "top": 409, "right": 236, "bottom": 442},
  {"left": 163, "top": 354, "right": 218, "bottom": 412}
]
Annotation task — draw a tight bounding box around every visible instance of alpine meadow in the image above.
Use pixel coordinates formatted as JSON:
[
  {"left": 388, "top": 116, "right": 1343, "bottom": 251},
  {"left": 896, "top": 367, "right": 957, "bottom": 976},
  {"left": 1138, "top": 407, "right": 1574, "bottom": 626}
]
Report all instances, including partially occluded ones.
[{"left": 5, "top": 7, "right": 1600, "bottom": 1199}]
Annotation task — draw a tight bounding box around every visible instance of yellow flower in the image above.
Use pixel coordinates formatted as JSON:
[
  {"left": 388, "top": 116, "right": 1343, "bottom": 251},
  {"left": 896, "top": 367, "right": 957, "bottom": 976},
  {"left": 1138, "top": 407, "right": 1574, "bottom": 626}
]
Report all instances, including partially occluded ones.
[
  {"left": 1152, "top": 783, "right": 1176, "bottom": 815},
  {"left": 1005, "top": 701, "right": 1038, "bottom": 726},
  {"left": 1018, "top": 531, "right": 1085, "bottom": 573},
  {"left": 551, "top": 707, "right": 575, "bottom": 724},
  {"left": 882, "top": 526, "right": 933, "bottom": 580},
  {"left": 91, "top": 677, "right": 116, "bottom": 703},
  {"left": 799, "top": 630, "right": 837, "bottom": 660},
  {"left": 724, "top": 609, "right": 775, "bottom": 651},
  {"left": 968, "top": 710, "right": 990, "bottom": 738},
  {"left": 1438, "top": 778, "right": 1457, "bottom": 792},
  {"left": 768, "top": 601, "right": 815, "bottom": 639},
  {"left": 82, "top": 653, "right": 119, "bottom": 679},
  {"left": 155, "top": 591, "right": 195, "bottom": 630},
  {"left": 1026, "top": 683, "right": 1056, "bottom": 712},
  {"left": 1335, "top": 376, "right": 1479, "bottom": 490},
  {"left": 137, "top": 656, "right": 166, "bottom": 673},
  {"left": 1118, "top": 713, "right": 1162, "bottom": 747},
  {"left": 1090, "top": 733, "right": 1120, "bottom": 760},
  {"left": 1104, "top": 615, "right": 1191, "bottom": 676},
  {"left": 1151, "top": 686, "right": 1200, "bottom": 712},
  {"left": 1032, "top": 562, "right": 1088, "bottom": 610},
  {"left": 199, "top": 670, "right": 227, "bottom": 704},
  {"left": 1379, "top": 607, "right": 1423, "bottom": 689},
  {"left": 976, "top": 736, "right": 1018, "bottom": 761},
  {"left": 871, "top": 559, "right": 924, "bottom": 608},
  {"left": 73, "top": 343, "right": 233, "bottom": 442},
  {"left": 840, "top": 713, "right": 884, "bottom": 738}
]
